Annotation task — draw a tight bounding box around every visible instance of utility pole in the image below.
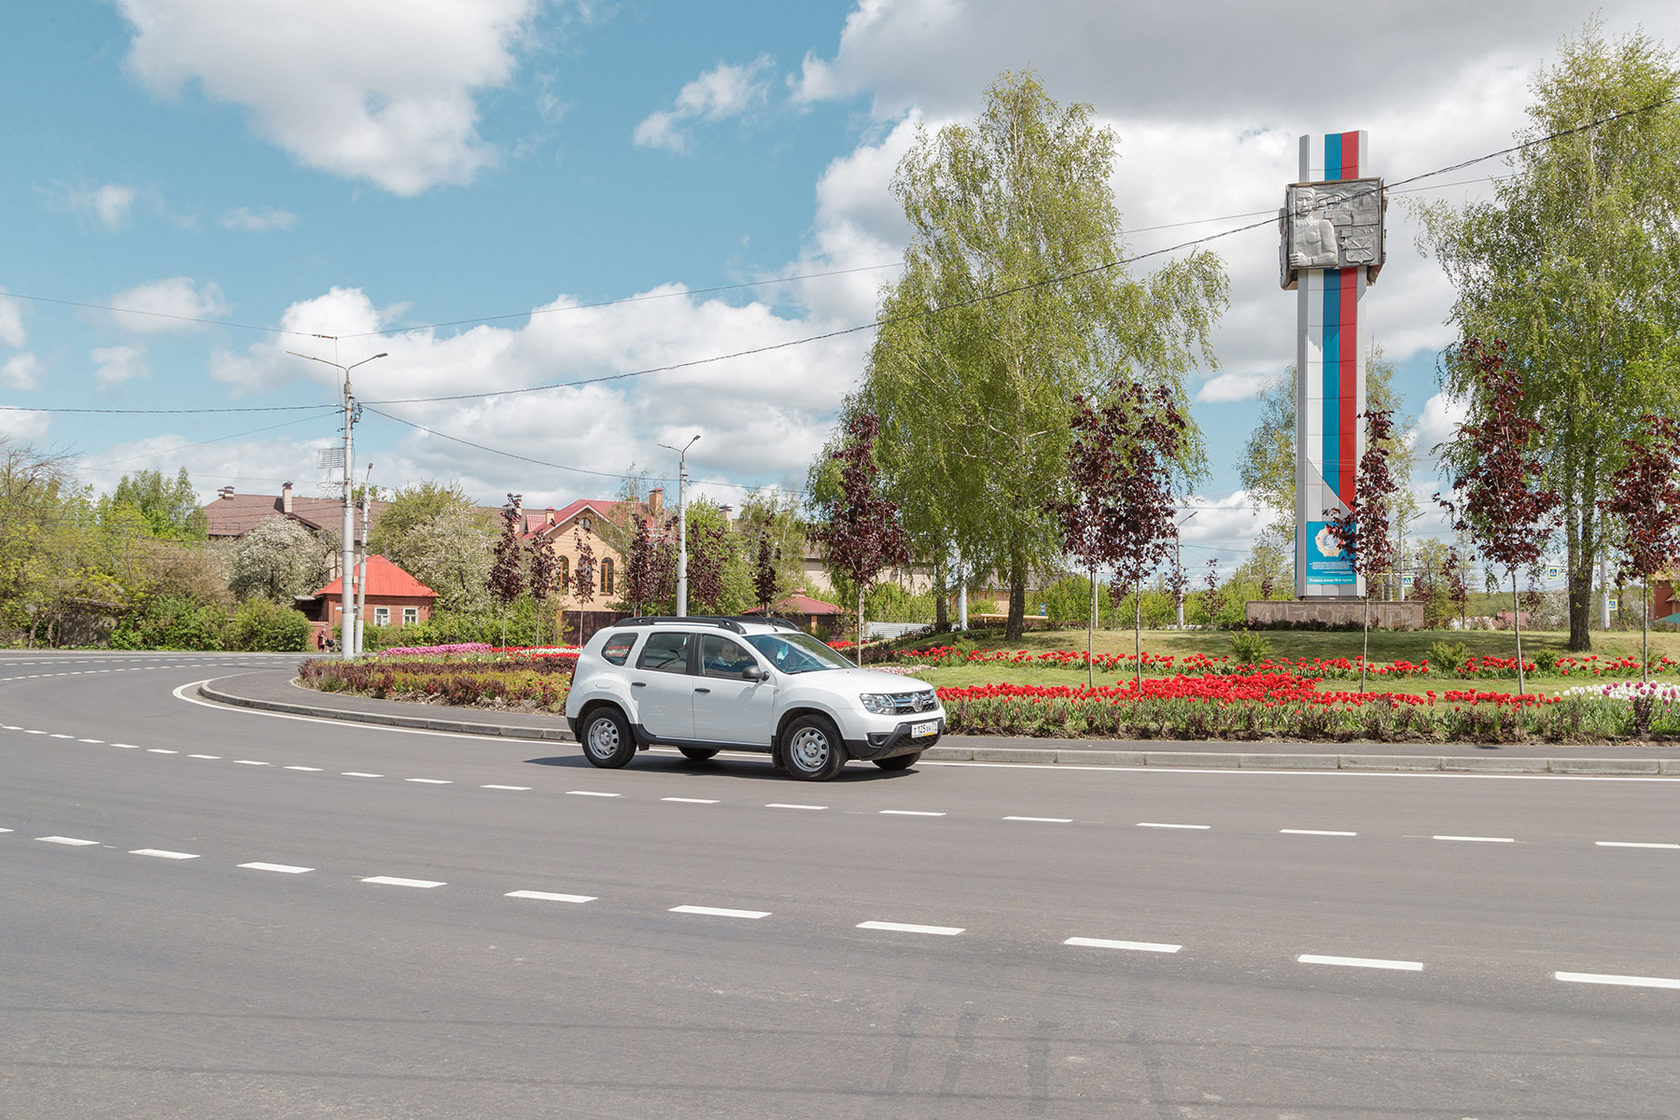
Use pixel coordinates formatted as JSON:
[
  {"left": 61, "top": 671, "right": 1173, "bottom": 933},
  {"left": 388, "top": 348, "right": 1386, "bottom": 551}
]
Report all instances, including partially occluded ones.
[
  {"left": 287, "top": 347, "right": 387, "bottom": 659},
  {"left": 354, "top": 464, "right": 373, "bottom": 654},
  {"left": 659, "top": 435, "right": 700, "bottom": 616}
]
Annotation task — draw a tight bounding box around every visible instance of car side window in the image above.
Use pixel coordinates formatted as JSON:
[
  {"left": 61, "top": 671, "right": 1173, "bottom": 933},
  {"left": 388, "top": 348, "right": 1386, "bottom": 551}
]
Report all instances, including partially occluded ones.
[
  {"left": 600, "top": 632, "right": 636, "bottom": 666},
  {"left": 699, "top": 635, "right": 757, "bottom": 679},
  {"left": 635, "top": 631, "right": 692, "bottom": 674}
]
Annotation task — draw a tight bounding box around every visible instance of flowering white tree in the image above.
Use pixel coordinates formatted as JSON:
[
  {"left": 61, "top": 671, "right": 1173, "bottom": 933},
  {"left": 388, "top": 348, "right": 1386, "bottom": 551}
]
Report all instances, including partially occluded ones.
[{"left": 229, "top": 516, "right": 323, "bottom": 603}]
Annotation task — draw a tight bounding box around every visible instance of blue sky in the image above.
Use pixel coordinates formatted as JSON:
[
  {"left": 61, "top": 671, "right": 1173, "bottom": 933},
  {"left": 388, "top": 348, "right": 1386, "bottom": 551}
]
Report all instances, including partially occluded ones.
[{"left": 4, "top": 0, "right": 1676, "bottom": 571}]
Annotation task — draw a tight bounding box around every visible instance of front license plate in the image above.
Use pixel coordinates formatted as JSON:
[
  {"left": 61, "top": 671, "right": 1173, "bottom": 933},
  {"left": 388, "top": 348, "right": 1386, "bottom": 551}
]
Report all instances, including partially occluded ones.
[{"left": 912, "top": 720, "right": 937, "bottom": 738}]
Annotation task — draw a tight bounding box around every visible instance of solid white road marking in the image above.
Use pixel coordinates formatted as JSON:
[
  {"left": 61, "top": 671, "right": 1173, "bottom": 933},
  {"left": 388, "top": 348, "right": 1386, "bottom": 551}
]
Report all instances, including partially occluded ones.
[
  {"left": 506, "top": 890, "right": 596, "bottom": 903},
  {"left": 1555, "top": 971, "right": 1680, "bottom": 990},
  {"left": 880, "top": 810, "right": 946, "bottom": 817},
  {"left": 671, "top": 905, "right": 771, "bottom": 919},
  {"left": 858, "top": 921, "right": 965, "bottom": 936},
  {"left": 361, "top": 876, "right": 446, "bottom": 888},
  {"left": 1004, "top": 816, "right": 1072, "bottom": 823},
  {"left": 1281, "top": 829, "right": 1358, "bottom": 836},
  {"left": 1137, "top": 822, "right": 1211, "bottom": 830},
  {"left": 568, "top": 790, "right": 621, "bottom": 798},
  {"left": 37, "top": 836, "right": 99, "bottom": 846},
  {"left": 662, "top": 797, "right": 719, "bottom": 804},
  {"left": 483, "top": 785, "right": 532, "bottom": 791},
  {"left": 1299, "top": 954, "right": 1423, "bottom": 971},
  {"left": 1595, "top": 841, "right": 1680, "bottom": 849},
  {"left": 1433, "top": 835, "right": 1514, "bottom": 843},
  {"left": 130, "top": 849, "right": 199, "bottom": 860},
  {"left": 406, "top": 778, "right": 452, "bottom": 785},
  {"left": 342, "top": 772, "right": 383, "bottom": 778},
  {"left": 766, "top": 803, "right": 826, "bottom": 811},
  {"left": 1065, "top": 937, "right": 1182, "bottom": 953},
  {"left": 239, "top": 863, "right": 313, "bottom": 874}
]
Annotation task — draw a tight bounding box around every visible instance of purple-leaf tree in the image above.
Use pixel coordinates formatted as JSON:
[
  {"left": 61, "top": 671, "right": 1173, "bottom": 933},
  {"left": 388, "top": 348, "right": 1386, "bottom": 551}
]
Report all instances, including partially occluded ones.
[
  {"left": 527, "top": 534, "right": 557, "bottom": 646},
  {"left": 754, "top": 533, "right": 780, "bottom": 616},
  {"left": 1203, "top": 558, "right": 1224, "bottom": 625},
  {"left": 487, "top": 494, "right": 526, "bottom": 647},
  {"left": 685, "top": 520, "right": 726, "bottom": 615},
  {"left": 812, "top": 412, "right": 910, "bottom": 656},
  {"left": 1048, "top": 383, "right": 1186, "bottom": 689},
  {"left": 1443, "top": 547, "right": 1470, "bottom": 627},
  {"left": 1325, "top": 407, "right": 1399, "bottom": 693},
  {"left": 623, "top": 516, "right": 660, "bottom": 615},
  {"left": 1437, "top": 338, "right": 1560, "bottom": 695},
  {"left": 1602, "top": 415, "right": 1680, "bottom": 684}
]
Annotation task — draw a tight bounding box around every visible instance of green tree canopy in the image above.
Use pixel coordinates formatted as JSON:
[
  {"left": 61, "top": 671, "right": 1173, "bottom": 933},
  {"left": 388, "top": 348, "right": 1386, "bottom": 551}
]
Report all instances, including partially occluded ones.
[
  {"left": 1417, "top": 22, "right": 1680, "bottom": 650},
  {"left": 105, "top": 467, "right": 206, "bottom": 541},
  {"left": 851, "top": 69, "right": 1228, "bottom": 639}
]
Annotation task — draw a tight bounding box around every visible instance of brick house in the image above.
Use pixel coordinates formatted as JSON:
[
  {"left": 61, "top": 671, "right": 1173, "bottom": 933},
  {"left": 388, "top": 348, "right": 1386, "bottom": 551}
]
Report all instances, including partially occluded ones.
[
  {"left": 301, "top": 554, "right": 437, "bottom": 632},
  {"left": 204, "top": 482, "right": 387, "bottom": 579},
  {"left": 516, "top": 490, "right": 675, "bottom": 611}
]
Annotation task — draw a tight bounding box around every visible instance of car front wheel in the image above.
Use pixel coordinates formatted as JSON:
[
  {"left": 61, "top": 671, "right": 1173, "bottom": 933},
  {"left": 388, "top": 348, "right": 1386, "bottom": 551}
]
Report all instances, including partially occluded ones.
[
  {"left": 580, "top": 707, "right": 636, "bottom": 769},
  {"left": 782, "top": 714, "right": 847, "bottom": 781}
]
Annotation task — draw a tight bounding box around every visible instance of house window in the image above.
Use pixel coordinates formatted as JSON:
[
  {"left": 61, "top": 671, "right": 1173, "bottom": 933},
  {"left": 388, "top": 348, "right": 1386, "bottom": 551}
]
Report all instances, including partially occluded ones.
[
  {"left": 374, "top": 606, "right": 390, "bottom": 626},
  {"left": 601, "top": 557, "right": 615, "bottom": 595},
  {"left": 402, "top": 607, "right": 418, "bottom": 626}
]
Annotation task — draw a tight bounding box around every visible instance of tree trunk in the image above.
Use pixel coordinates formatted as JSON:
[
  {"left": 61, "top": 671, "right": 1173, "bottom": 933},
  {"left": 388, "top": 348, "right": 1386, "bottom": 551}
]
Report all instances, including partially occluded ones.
[
  {"left": 1568, "top": 555, "right": 1594, "bottom": 652},
  {"left": 1643, "top": 580, "right": 1651, "bottom": 685},
  {"left": 1361, "top": 594, "right": 1370, "bottom": 694},
  {"left": 856, "top": 585, "right": 865, "bottom": 663},
  {"left": 935, "top": 559, "right": 950, "bottom": 631},
  {"left": 1134, "top": 582, "right": 1143, "bottom": 693},
  {"left": 1087, "top": 567, "right": 1095, "bottom": 690},
  {"left": 1511, "top": 571, "right": 1526, "bottom": 696},
  {"left": 1005, "top": 560, "right": 1027, "bottom": 641}
]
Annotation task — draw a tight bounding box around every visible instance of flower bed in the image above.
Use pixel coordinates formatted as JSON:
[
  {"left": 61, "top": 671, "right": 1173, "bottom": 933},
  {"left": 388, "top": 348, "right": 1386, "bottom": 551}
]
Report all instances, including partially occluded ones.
[{"left": 301, "top": 655, "right": 574, "bottom": 711}]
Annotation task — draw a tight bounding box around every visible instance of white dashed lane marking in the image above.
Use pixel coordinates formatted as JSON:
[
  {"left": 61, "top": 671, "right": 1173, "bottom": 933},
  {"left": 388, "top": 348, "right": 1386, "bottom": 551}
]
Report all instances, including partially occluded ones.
[
  {"left": 37, "top": 836, "right": 99, "bottom": 846},
  {"left": 1596, "top": 841, "right": 1680, "bottom": 849},
  {"left": 1556, "top": 971, "right": 1680, "bottom": 990},
  {"left": 880, "top": 809, "right": 946, "bottom": 817},
  {"left": 240, "top": 862, "right": 314, "bottom": 874},
  {"left": 285, "top": 766, "right": 324, "bottom": 772},
  {"left": 767, "top": 803, "right": 826, "bottom": 811},
  {"left": 361, "top": 876, "right": 446, "bottom": 889},
  {"left": 342, "top": 772, "right": 383, "bottom": 778},
  {"left": 147, "top": 749, "right": 177, "bottom": 755},
  {"left": 484, "top": 785, "right": 532, "bottom": 791},
  {"left": 567, "top": 790, "right": 621, "bottom": 798},
  {"left": 1138, "top": 822, "right": 1211, "bottom": 830},
  {"left": 662, "top": 797, "right": 718, "bottom": 804},
  {"left": 858, "top": 921, "right": 964, "bottom": 936},
  {"left": 1065, "top": 937, "right": 1182, "bottom": 953},
  {"left": 406, "top": 778, "right": 452, "bottom": 785},
  {"left": 188, "top": 754, "right": 221, "bottom": 760},
  {"left": 130, "top": 849, "right": 199, "bottom": 860},
  {"left": 1299, "top": 954, "right": 1424, "bottom": 972},
  {"left": 507, "top": 890, "right": 596, "bottom": 903},
  {"left": 1005, "top": 816, "right": 1071, "bottom": 823},
  {"left": 671, "top": 905, "right": 771, "bottom": 920},
  {"left": 1282, "top": 829, "right": 1358, "bottom": 836},
  {"left": 233, "top": 760, "right": 270, "bottom": 767},
  {"left": 1434, "top": 835, "right": 1514, "bottom": 844}
]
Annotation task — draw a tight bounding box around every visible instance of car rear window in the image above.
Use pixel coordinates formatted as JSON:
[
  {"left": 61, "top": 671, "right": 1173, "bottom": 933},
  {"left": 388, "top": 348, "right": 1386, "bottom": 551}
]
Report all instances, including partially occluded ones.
[{"left": 600, "top": 632, "right": 636, "bottom": 666}]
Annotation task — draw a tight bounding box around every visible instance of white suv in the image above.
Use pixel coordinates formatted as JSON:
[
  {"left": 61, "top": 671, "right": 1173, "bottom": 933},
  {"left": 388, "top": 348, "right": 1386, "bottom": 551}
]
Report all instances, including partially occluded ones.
[{"left": 564, "top": 616, "right": 945, "bottom": 780}]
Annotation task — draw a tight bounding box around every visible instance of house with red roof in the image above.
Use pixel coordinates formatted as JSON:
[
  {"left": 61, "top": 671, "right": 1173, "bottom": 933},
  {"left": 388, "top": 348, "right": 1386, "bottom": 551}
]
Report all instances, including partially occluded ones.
[{"left": 300, "top": 554, "right": 437, "bottom": 632}]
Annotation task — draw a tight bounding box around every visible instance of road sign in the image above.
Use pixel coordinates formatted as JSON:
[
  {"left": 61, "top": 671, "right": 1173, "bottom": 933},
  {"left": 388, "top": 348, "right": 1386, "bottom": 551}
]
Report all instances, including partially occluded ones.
[{"left": 1545, "top": 564, "right": 1561, "bottom": 580}]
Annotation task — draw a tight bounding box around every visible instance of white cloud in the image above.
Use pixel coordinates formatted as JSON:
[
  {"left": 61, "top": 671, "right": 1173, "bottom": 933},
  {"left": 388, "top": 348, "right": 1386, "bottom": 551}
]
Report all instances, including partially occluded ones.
[
  {"left": 114, "top": 0, "right": 539, "bottom": 196},
  {"left": 106, "top": 277, "right": 231, "bottom": 334},
  {"left": 2, "top": 353, "right": 42, "bottom": 391},
  {"left": 66, "top": 183, "right": 137, "bottom": 229},
  {"left": 634, "top": 55, "right": 774, "bottom": 152},
  {"left": 220, "top": 205, "right": 299, "bottom": 232},
  {"left": 0, "top": 293, "right": 25, "bottom": 348},
  {"left": 92, "top": 345, "right": 149, "bottom": 390},
  {"left": 0, "top": 407, "right": 47, "bottom": 442}
]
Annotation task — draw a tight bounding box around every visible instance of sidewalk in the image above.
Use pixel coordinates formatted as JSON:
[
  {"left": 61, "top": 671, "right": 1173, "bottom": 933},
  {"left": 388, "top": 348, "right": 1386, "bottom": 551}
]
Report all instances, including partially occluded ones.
[{"left": 197, "top": 668, "right": 1680, "bottom": 776}]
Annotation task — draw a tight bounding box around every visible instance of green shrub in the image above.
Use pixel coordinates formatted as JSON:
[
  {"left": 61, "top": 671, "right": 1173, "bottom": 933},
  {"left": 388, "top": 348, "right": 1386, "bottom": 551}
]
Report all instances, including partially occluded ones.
[
  {"left": 109, "top": 595, "right": 227, "bottom": 650},
  {"left": 1229, "top": 631, "right": 1273, "bottom": 666},
  {"left": 226, "top": 598, "right": 311, "bottom": 651},
  {"left": 1427, "top": 639, "right": 1471, "bottom": 673}
]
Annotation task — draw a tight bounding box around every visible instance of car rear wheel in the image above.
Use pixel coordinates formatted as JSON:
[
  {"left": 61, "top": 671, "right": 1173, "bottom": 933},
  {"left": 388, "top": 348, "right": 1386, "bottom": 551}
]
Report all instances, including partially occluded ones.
[
  {"left": 783, "top": 714, "right": 847, "bottom": 781},
  {"left": 872, "top": 751, "right": 921, "bottom": 771},
  {"left": 678, "top": 746, "right": 719, "bottom": 761},
  {"left": 580, "top": 707, "right": 636, "bottom": 769}
]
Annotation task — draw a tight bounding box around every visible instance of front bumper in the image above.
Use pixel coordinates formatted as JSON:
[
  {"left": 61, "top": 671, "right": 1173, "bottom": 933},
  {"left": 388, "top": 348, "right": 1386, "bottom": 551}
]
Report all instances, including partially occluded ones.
[{"left": 845, "top": 715, "right": 945, "bottom": 760}]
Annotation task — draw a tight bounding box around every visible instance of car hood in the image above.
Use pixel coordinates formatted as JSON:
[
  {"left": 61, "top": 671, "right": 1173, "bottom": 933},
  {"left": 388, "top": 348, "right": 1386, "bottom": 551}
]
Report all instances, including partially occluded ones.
[{"left": 785, "top": 667, "right": 938, "bottom": 695}]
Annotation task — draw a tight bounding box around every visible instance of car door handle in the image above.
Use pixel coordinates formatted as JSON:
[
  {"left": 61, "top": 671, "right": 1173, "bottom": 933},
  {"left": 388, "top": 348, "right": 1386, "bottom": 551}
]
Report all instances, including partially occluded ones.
[
  {"left": 693, "top": 687, "right": 711, "bottom": 694},
  {"left": 631, "top": 681, "right": 647, "bottom": 688}
]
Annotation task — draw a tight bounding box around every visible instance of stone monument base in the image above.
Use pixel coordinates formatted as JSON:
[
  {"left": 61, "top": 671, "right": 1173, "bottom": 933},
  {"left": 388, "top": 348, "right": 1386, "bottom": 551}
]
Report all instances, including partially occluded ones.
[{"left": 1245, "top": 599, "right": 1424, "bottom": 630}]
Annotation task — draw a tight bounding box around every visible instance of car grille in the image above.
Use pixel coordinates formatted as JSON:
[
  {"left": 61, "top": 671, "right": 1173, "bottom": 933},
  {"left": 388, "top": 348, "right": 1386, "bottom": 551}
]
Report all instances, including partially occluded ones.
[{"left": 885, "top": 690, "right": 938, "bottom": 714}]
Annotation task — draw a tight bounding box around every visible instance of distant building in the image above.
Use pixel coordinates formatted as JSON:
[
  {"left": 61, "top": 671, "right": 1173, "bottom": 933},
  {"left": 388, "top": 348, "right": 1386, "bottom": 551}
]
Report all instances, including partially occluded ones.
[{"left": 299, "top": 554, "right": 437, "bottom": 632}]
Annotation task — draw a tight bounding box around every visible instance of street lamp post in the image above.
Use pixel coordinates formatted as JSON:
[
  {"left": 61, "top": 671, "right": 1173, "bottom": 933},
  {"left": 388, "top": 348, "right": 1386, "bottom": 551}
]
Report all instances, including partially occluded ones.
[
  {"left": 658, "top": 435, "right": 700, "bottom": 617},
  {"left": 286, "top": 349, "right": 387, "bottom": 658},
  {"left": 1175, "top": 510, "right": 1198, "bottom": 629}
]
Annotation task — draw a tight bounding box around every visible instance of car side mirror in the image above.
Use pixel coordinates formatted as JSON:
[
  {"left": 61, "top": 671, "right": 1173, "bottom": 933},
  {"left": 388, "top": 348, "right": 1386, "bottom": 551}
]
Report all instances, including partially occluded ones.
[{"left": 744, "top": 666, "right": 769, "bottom": 682}]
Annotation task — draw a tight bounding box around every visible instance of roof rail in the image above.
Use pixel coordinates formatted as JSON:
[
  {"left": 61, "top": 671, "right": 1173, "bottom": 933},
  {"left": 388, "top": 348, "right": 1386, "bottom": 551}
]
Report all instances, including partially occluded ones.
[{"left": 620, "top": 615, "right": 747, "bottom": 634}]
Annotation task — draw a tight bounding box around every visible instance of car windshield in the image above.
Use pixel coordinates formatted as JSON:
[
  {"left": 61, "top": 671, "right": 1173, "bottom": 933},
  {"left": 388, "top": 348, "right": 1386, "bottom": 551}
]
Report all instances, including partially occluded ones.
[{"left": 745, "top": 632, "right": 855, "bottom": 674}]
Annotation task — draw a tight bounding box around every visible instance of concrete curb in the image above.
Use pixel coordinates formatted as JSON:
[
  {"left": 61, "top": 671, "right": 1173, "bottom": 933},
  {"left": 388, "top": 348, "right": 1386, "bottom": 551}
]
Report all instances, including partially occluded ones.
[
  {"left": 197, "top": 682, "right": 575, "bottom": 742},
  {"left": 193, "top": 680, "right": 1679, "bottom": 776}
]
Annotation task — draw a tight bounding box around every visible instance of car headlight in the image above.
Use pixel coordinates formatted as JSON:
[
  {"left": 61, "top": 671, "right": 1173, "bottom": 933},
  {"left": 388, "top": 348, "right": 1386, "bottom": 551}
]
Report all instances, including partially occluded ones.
[{"left": 860, "top": 693, "right": 896, "bottom": 714}]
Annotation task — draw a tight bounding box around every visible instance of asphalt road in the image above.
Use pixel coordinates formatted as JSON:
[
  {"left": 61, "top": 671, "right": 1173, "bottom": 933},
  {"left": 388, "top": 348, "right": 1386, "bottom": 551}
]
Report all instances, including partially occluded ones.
[{"left": 3, "top": 651, "right": 1677, "bottom": 1119}]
